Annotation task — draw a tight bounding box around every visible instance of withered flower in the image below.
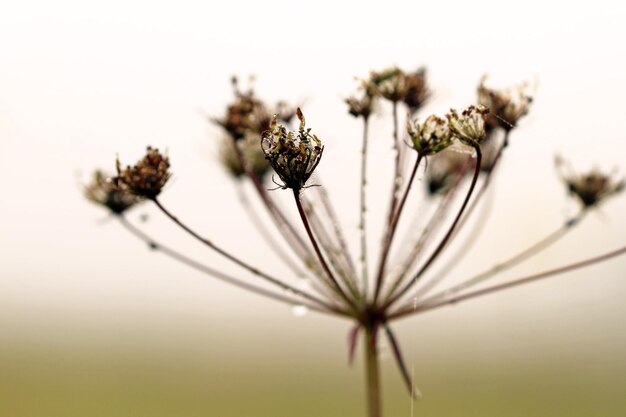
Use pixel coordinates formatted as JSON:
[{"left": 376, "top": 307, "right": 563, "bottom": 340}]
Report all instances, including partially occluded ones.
[
  {"left": 115, "top": 146, "right": 171, "bottom": 199},
  {"left": 261, "top": 108, "right": 323, "bottom": 191},
  {"left": 345, "top": 93, "right": 375, "bottom": 119},
  {"left": 369, "top": 67, "right": 407, "bottom": 103},
  {"left": 478, "top": 76, "right": 532, "bottom": 132},
  {"left": 219, "top": 133, "right": 271, "bottom": 180},
  {"left": 556, "top": 157, "right": 624, "bottom": 207},
  {"left": 407, "top": 114, "right": 454, "bottom": 155},
  {"left": 213, "top": 77, "right": 296, "bottom": 140},
  {"left": 84, "top": 170, "right": 140, "bottom": 214},
  {"left": 403, "top": 68, "right": 429, "bottom": 114},
  {"left": 446, "top": 105, "right": 489, "bottom": 146}
]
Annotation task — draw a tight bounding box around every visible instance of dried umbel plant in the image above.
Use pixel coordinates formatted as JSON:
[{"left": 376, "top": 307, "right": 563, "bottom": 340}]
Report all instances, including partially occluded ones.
[{"left": 85, "top": 67, "right": 626, "bottom": 417}]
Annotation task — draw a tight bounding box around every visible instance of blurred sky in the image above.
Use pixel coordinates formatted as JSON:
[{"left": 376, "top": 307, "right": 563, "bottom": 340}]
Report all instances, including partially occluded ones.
[{"left": 1, "top": 1, "right": 626, "bottom": 412}]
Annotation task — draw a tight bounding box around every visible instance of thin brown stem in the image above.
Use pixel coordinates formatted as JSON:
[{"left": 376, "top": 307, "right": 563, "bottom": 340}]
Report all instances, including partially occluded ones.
[
  {"left": 293, "top": 190, "right": 358, "bottom": 311},
  {"left": 385, "top": 145, "right": 482, "bottom": 308},
  {"left": 359, "top": 117, "right": 371, "bottom": 298},
  {"left": 374, "top": 153, "right": 424, "bottom": 303},
  {"left": 236, "top": 184, "right": 309, "bottom": 278},
  {"left": 117, "top": 215, "right": 343, "bottom": 315},
  {"left": 390, "top": 244, "right": 626, "bottom": 320},
  {"left": 419, "top": 211, "right": 586, "bottom": 304},
  {"left": 151, "top": 197, "right": 334, "bottom": 310}
]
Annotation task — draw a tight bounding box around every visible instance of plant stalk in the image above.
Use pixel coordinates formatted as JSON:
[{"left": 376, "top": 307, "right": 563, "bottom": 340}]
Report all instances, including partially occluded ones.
[{"left": 364, "top": 324, "right": 382, "bottom": 417}]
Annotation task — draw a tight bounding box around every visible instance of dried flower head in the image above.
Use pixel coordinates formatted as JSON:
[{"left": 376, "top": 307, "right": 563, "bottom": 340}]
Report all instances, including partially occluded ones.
[
  {"left": 219, "top": 132, "right": 271, "bottom": 180},
  {"left": 115, "top": 146, "right": 171, "bottom": 199},
  {"left": 345, "top": 93, "right": 375, "bottom": 119},
  {"left": 84, "top": 170, "right": 140, "bottom": 214},
  {"left": 426, "top": 148, "right": 472, "bottom": 195},
  {"left": 212, "top": 77, "right": 296, "bottom": 140},
  {"left": 261, "top": 108, "right": 323, "bottom": 191},
  {"left": 403, "top": 68, "right": 429, "bottom": 114},
  {"left": 446, "top": 105, "right": 489, "bottom": 146},
  {"left": 478, "top": 76, "right": 533, "bottom": 132},
  {"left": 556, "top": 157, "right": 624, "bottom": 207},
  {"left": 407, "top": 114, "right": 454, "bottom": 155},
  {"left": 369, "top": 67, "right": 407, "bottom": 103}
]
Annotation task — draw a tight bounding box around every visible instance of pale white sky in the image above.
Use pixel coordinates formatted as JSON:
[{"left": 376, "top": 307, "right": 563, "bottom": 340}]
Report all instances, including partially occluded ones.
[{"left": 1, "top": 0, "right": 625, "bottom": 354}]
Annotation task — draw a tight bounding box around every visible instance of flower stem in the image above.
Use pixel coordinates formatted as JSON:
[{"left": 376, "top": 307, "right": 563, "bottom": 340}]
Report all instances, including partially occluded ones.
[
  {"left": 364, "top": 324, "right": 382, "bottom": 417},
  {"left": 360, "top": 117, "right": 371, "bottom": 298}
]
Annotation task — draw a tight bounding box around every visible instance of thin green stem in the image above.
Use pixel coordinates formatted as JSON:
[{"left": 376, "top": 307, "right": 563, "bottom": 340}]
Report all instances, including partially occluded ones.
[{"left": 364, "top": 324, "right": 382, "bottom": 417}]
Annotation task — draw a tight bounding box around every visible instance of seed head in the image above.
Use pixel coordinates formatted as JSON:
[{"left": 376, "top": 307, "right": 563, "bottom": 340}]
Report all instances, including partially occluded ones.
[
  {"left": 261, "top": 108, "right": 323, "bottom": 191},
  {"left": 219, "top": 132, "right": 271, "bottom": 180},
  {"left": 446, "top": 105, "right": 489, "bottom": 146},
  {"left": 556, "top": 157, "right": 624, "bottom": 208},
  {"left": 478, "top": 76, "right": 533, "bottom": 132},
  {"left": 115, "top": 146, "right": 171, "bottom": 199},
  {"left": 402, "top": 68, "right": 429, "bottom": 114},
  {"left": 369, "top": 67, "right": 408, "bottom": 103},
  {"left": 407, "top": 114, "right": 454, "bottom": 156},
  {"left": 345, "top": 93, "right": 375, "bottom": 119},
  {"left": 84, "top": 170, "right": 140, "bottom": 214}
]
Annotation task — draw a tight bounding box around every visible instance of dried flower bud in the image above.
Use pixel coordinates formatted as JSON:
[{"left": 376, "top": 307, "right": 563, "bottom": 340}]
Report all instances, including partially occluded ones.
[
  {"left": 84, "top": 170, "right": 140, "bottom": 214},
  {"left": 446, "top": 105, "right": 489, "bottom": 146},
  {"left": 219, "top": 133, "right": 271, "bottom": 180},
  {"left": 478, "top": 76, "right": 532, "bottom": 132},
  {"left": 407, "top": 115, "right": 454, "bottom": 155},
  {"left": 556, "top": 157, "right": 624, "bottom": 207},
  {"left": 115, "top": 146, "right": 171, "bottom": 199},
  {"left": 345, "top": 93, "right": 375, "bottom": 119},
  {"left": 369, "top": 67, "right": 407, "bottom": 103},
  {"left": 403, "top": 68, "right": 429, "bottom": 114},
  {"left": 261, "top": 108, "right": 323, "bottom": 191},
  {"left": 212, "top": 77, "right": 297, "bottom": 140},
  {"left": 426, "top": 148, "right": 471, "bottom": 195}
]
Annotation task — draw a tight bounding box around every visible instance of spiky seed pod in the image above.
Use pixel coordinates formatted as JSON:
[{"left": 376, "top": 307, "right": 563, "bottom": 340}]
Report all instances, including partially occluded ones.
[
  {"left": 556, "top": 157, "right": 624, "bottom": 207},
  {"left": 115, "top": 146, "right": 171, "bottom": 199},
  {"left": 261, "top": 108, "right": 323, "bottom": 191},
  {"left": 446, "top": 105, "right": 489, "bottom": 146},
  {"left": 478, "top": 76, "right": 533, "bottom": 132},
  {"left": 407, "top": 114, "right": 454, "bottom": 156},
  {"left": 84, "top": 170, "right": 140, "bottom": 214}
]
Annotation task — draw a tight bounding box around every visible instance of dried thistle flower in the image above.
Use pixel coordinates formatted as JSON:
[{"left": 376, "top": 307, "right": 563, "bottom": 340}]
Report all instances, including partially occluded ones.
[
  {"left": 218, "top": 132, "right": 271, "bottom": 180},
  {"left": 407, "top": 114, "right": 454, "bottom": 156},
  {"left": 403, "top": 68, "right": 429, "bottom": 114},
  {"left": 84, "top": 170, "right": 140, "bottom": 214},
  {"left": 115, "top": 146, "right": 171, "bottom": 199},
  {"left": 556, "top": 156, "right": 624, "bottom": 207},
  {"left": 261, "top": 108, "right": 323, "bottom": 191},
  {"left": 446, "top": 105, "right": 489, "bottom": 146},
  {"left": 478, "top": 76, "right": 532, "bottom": 132}
]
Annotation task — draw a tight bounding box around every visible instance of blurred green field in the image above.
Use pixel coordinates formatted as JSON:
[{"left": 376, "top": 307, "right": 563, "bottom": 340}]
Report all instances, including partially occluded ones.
[{"left": 2, "top": 340, "right": 625, "bottom": 417}]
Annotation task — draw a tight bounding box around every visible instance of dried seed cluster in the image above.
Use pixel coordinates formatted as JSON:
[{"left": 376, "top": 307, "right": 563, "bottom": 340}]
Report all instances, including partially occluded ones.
[
  {"left": 446, "top": 105, "right": 489, "bottom": 146},
  {"left": 219, "top": 133, "right": 271, "bottom": 179},
  {"left": 407, "top": 115, "right": 454, "bottom": 156},
  {"left": 478, "top": 76, "right": 533, "bottom": 132},
  {"left": 557, "top": 157, "right": 624, "bottom": 207},
  {"left": 115, "top": 146, "right": 171, "bottom": 199},
  {"left": 261, "top": 108, "right": 323, "bottom": 191},
  {"left": 84, "top": 170, "right": 140, "bottom": 214}
]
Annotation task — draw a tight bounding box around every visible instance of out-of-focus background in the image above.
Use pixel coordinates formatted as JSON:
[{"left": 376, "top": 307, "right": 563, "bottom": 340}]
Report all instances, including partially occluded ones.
[{"left": 1, "top": 1, "right": 626, "bottom": 416}]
